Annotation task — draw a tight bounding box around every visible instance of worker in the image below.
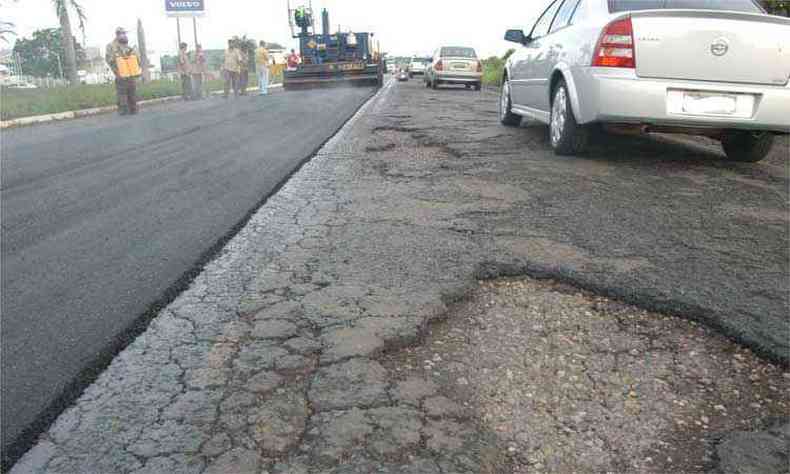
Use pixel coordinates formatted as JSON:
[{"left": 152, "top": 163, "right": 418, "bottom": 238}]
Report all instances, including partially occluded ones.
[
  {"left": 238, "top": 41, "right": 250, "bottom": 96},
  {"left": 177, "top": 42, "right": 192, "bottom": 101},
  {"left": 223, "top": 39, "right": 241, "bottom": 98},
  {"left": 295, "top": 6, "right": 308, "bottom": 28},
  {"left": 287, "top": 49, "right": 301, "bottom": 70},
  {"left": 105, "top": 27, "right": 141, "bottom": 115},
  {"left": 191, "top": 44, "right": 207, "bottom": 100},
  {"left": 255, "top": 40, "right": 271, "bottom": 96}
]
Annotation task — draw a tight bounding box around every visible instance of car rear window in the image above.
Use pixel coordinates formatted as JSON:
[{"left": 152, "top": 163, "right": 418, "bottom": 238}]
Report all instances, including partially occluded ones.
[
  {"left": 440, "top": 47, "right": 477, "bottom": 58},
  {"left": 608, "top": 0, "right": 762, "bottom": 13}
]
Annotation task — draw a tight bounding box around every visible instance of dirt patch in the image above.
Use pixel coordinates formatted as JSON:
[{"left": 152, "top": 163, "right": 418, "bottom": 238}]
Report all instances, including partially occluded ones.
[{"left": 382, "top": 277, "right": 790, "bottom": 473}]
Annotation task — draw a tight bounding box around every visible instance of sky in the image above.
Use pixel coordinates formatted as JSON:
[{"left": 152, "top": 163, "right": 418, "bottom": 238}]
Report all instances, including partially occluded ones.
[{"left": 1, "top": 0, "right": 550, "bottom": 58}]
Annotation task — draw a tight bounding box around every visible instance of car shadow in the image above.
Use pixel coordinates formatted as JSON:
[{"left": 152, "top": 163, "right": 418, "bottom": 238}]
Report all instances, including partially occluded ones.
[{"left": 516, "top": 120, "right": 764, "bottom": 171}]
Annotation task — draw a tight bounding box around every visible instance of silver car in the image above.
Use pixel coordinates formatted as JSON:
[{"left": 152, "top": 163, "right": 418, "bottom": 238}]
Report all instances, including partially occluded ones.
[
  {"left": 500, "top": 0, "right": 790, "bottom": 161},
  {"left": 425, "top": 47, "right": 484, "bottom": 91}
]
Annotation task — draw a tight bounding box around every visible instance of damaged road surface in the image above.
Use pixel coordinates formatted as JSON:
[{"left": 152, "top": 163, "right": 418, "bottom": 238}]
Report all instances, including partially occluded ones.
[{"left": 10, "top": 79, "right": 789, "bottom": 473}]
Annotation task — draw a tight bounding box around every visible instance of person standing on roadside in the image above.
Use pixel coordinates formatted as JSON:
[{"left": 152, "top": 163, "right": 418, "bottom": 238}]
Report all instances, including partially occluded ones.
[
  {"left": 223, "top": 39, "right": 241, "bottom": 98},
  {"left": 105, "top": 27, "right": 141, "bottom": 115},
  {"left": 238, "top": 42, "right": 250, "bottom": 96},
  {"left": 255, "top": 40, "right": 270, "bottom": 96},
  {"left": 177, "top": 42, "right": 192, "bottom": 100},
  {"left": 191, "top": 44, "right": 207, "bottom": 100},
  {"left": 287, "top": 48, "right": 301, "bottom": 70}
]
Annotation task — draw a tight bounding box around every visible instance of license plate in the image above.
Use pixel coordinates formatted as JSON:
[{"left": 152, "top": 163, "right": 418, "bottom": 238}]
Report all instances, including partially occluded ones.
[
  {"left": 339, "top": 63, "right": 365, "bottom": 71},
  {"left": 667, "top": 90, "right": 755, "bottom": 119},
  {"left": 683, "top": 92, "right": 737, "bottom": 115},
  {"left": 452, "top": 63, "right": 468, "bottom": 70}
]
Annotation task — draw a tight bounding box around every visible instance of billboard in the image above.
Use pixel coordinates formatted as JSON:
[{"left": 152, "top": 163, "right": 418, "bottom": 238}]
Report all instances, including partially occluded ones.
[{"left": 165, "top": 0, "right": 205, "bottom": 16}]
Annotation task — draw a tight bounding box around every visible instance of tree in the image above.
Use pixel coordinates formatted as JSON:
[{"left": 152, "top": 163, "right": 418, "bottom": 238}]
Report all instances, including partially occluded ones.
[
  {"left": 1, "top": 0, "right": 17, "bottom": 43},
  {"left": 52, "top": 0, "right": 86, "bottom": 85},
  {"left": 761, "top": 0, "right": 789, "bottom": 15},
  {"left": 12, "top": 28, "right": 86, "bottom": 78}
]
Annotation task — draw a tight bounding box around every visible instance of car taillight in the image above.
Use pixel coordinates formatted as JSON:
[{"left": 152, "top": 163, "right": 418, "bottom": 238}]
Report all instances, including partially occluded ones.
[
  {"left": 435, "top": 60, "right": 443, "bottom": 71},
  {"left": 592, "top": 16, "right": 635, "bottom": 68},
  {"left": 476, "top": 61, "right": 483, "bottom": 73}
]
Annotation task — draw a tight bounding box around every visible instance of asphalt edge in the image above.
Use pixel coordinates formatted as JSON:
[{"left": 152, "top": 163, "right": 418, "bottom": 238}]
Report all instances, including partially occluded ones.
[
  {"left": 0, "top": 84, "right": 284, "bottom": 130},
  {"left": 0, "top": 81, "right": 387, "bottom": 473}
]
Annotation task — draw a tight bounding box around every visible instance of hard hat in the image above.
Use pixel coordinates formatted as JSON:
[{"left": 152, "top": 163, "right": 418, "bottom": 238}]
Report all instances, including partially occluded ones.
[{"left": 115, "top": 27, "right": 127, "bottom": 35}]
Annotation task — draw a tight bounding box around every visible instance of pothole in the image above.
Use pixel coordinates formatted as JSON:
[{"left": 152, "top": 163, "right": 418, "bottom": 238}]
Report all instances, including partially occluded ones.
[{"left": 381, "top": 276, "right": 789, "bottom": 473}]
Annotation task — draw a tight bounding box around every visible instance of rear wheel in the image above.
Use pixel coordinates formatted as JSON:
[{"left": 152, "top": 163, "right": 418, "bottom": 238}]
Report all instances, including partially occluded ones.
[
  {"left": 474, "top": 82, "right": 481, "bottom": 91},
  {"left": 721, "top": 131, "right": 775, "bottom": 163},
  {"left": 499, "top": 77, "right": 521, "bottom": 127},
  {"left": 550, "top": 79, "right": 588, "bottom": 156}
]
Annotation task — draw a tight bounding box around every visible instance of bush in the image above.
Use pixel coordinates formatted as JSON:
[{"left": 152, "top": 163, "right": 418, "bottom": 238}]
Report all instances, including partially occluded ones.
[{"left": 481, "top": 49, "right": 514, "bottom": 87}]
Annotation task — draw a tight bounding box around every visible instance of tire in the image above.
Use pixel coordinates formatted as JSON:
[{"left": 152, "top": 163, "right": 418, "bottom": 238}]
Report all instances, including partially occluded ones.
[
  {"left": 721, "top": 131, "right": 775, "bottom": 163},
  {"left": 499, "top": 77, "right": 521, "bottom": 127},
  {"left": 474, "top": 82, "right": 481, "bottom": 91},
  {"left": 425, "top": 79, "right": 431, "bottom": 88},
  {"left": 432, "top": 80, "right": 438, "bottom": 90},
  {"left": 550, "top": 79, "right": 588, "bottom": 156}
]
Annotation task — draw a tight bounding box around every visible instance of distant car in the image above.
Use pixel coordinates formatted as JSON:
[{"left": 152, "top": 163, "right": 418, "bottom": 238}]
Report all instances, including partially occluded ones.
[
  {"left": 425, "top": 46, "right": 483, "bottom": 91},
  {"left": 397, "top": 69, "right": 409, "bottom": 82},
  {"left": 500, "top": 0, "right": 790, "bottom": 161},
  {"left": 408, "top": 57, "right": 430, "bottom": 78}
]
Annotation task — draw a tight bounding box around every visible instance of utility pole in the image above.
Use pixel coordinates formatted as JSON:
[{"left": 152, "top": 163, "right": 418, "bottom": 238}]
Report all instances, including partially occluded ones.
[
  {"left": 192, "top": 16, "right": 198, "bottom": 48},
  {"left": 137, "top": 18, "right": 150, "bottom": 82},
  {"left": 176, "top": 17, "right": 182, "bottom": 47}
]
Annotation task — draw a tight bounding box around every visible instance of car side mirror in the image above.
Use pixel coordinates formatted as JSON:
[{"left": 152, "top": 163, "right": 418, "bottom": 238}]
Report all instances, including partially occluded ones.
[{"left": 505, "top": 29, "right": 528, "bottom": 45}]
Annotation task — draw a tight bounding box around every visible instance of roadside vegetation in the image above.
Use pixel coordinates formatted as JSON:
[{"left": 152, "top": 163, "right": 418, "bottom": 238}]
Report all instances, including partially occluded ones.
[
  {"left": 1, "top": 69, "right": 284, "bottom": 121},
  {"left": 481, "top": 48, "right": 515, "bottom": 87}
]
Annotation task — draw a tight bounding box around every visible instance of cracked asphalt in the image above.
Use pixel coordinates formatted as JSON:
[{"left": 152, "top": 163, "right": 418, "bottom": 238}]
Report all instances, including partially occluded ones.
[{"left": 9, "top": 78, "right": 789, "bottom": 473}]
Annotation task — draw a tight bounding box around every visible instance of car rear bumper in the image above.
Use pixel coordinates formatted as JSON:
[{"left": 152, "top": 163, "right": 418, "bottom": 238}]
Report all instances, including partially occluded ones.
[
  {"left": 435, "top": 72, "right": 482, "bottom": 84},
  {"left": 573, "top": 68, "right": 790, "bottom": 133}
]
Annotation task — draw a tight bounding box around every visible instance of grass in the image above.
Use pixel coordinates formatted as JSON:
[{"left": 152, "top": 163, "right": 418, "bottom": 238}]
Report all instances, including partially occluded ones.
[
  {"left": 481, "top": 57, "right": 505, "bottom": 88},
  {"left": 1, "top": 67, "right": 284, "bottom": 121}
]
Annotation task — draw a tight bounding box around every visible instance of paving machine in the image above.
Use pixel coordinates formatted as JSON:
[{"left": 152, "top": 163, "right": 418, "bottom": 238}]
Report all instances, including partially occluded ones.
[{"left": 284, "top": 2, "right": 384, "bottom": 90}]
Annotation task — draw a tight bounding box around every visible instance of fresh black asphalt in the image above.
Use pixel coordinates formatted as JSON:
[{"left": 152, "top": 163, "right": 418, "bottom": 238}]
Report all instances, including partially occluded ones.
[{"left": 0, "top": 86, "right": 375, "bottom": 459}]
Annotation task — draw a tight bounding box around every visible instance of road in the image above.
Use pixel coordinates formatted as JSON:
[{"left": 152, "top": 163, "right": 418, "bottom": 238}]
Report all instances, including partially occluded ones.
[
  {"left": 0, "top": 86, "right": 375, "bottom": 459},
  {"left": 7, "top": 79, "right": 789, "bottom": 474}
]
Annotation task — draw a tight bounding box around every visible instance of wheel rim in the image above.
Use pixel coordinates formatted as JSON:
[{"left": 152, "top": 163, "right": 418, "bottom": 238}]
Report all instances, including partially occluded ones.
[
  {"left": 500, "top": 81, "right": 510, "bottom": 120},
  {"left": 551, "top": 87, "right": 567, "bottom": 147}
]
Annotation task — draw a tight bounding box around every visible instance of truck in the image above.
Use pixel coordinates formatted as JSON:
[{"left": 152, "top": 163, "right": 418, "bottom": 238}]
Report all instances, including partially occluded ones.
[{"left": 284, "top": 2, "right": 384, "bottom": 90}]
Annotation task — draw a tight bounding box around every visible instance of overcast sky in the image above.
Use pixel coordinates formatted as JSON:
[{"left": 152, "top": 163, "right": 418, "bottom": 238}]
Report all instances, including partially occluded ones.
[{"left": 3, "top": 0, "right": 549, "bottom": 57}]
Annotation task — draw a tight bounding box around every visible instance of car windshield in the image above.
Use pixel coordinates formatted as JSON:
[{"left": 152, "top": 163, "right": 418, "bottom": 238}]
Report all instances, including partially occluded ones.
[
  {"left": 440, "top": 47, "right": 477, "bottom": 58},
  {"left": 608, "top": 0, "right": 762, "bottom": 13}
]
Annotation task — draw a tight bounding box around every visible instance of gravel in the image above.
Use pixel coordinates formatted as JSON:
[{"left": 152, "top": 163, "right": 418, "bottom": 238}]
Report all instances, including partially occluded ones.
[{"left": 384, "top": 277, "right": 790, "bottom": 473}]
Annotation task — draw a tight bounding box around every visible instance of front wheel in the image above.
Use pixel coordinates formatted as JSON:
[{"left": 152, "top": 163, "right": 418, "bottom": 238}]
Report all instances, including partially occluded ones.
[
  {"left": 550, "top": 79, "right": 588, "bottom": 156},
  {"left": 431, "top": 80, "right": 438, "bottom": 90},
  {"left": 474, "top": 82, "right": 481, "bottom": 91},
  {"left": 721, "top": 131, "right": 775, "bottom": 163},
  {"left": 499, "top": 78, "right": 521, "bottom": 127}
]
